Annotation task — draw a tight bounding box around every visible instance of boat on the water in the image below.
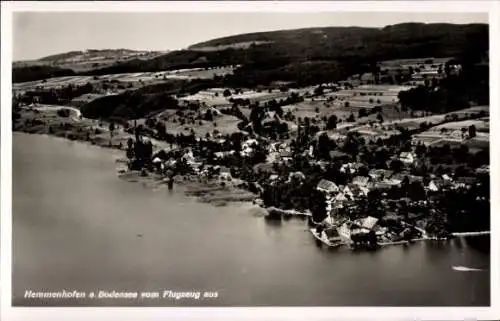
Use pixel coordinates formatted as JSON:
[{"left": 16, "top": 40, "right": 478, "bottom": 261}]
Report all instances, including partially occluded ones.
[
  {"left": 452, "top": 265, "right": 485, "bottom": 272},
  {"left": 309, "top": 228, "right": 344, "bottom": 248}
]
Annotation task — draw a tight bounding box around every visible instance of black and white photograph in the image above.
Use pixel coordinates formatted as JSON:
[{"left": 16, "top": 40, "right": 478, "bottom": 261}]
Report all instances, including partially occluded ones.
[{"left": 1, "top": 1, "right": 499, "bottom": 320}]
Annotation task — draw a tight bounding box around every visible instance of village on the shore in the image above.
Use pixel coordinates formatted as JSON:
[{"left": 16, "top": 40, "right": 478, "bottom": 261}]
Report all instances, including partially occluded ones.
[{"left": 13, "top": 54, "right": 490, "bottom": 251}]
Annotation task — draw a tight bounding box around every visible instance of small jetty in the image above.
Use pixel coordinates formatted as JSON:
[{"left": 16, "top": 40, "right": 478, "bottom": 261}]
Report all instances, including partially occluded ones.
[{"left": 451, "top": 231, "right": 490, "bottom": 237}]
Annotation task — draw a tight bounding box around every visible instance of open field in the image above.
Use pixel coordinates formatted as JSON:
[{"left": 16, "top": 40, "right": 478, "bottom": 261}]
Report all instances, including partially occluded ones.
[
  {"left": 13, "top": 66, "right": 237, "bottom": 92},
  {"left": 282, "top": 101, "right": 351, "bottom": 121},
  {"left": 13, "top": 50, "right": 169, "bottom": 73},
  {"left": 156, "top": 108, "right": 243, "bottom": 137},
  {"left": 189, "top": 41, "right": 273, "bottom": 52},
  {"left": 318, "top": 84, "right": 414, "bottom": 111}
]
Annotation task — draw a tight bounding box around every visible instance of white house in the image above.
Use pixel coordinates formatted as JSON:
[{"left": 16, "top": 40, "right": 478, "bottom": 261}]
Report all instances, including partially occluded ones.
[{"left": 399, "top": 152, "right": 416, "bottom": 165}]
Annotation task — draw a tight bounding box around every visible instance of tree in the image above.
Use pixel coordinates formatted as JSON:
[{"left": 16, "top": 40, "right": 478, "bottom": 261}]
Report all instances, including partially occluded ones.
[
  {"left": 204, "top": 110, "right": 214, "bottom": 121},
  {"left": 326, "top": 115, "right": 337, "bottom": 130},
  {"left": 358, "top": 108, "right": 367, "bottom": 118},
  {"left": 223, "top": 89, "right": 232, "bottom": 97},
  {"left": 310, "top": 189, "right": 327, "bottom": 223},
  {"left": 276, "top": 105, "right": 284, "bottom": 118},
  {"left": 377, "top": 113, "right": 384, "bottom": 123},
  {"left": 346, "top": 113, "right": 355, "bottom": 122},
  {"left": 316, "top": 132, "right": 332, "bottom": 160},
  {"left": 109, "top": 121, "right": 116, "bottom": 144},
  {"left": 415, "top": 144, "right": 427, "bottom": 157},
  {"left": 468, "top": 125, "right": 477, "bottom": 138},
  {"left": 314, "top": 86, "right": 324, "bottom": 96},
  {"left": 126, "top": 138, "right": 134, "bottom": 160},
  {"left": 461, "top": 127, "right": 467, "bottom": 138},
  {"left": 389, "top": 159, "right": 404, "bottom": 173}
]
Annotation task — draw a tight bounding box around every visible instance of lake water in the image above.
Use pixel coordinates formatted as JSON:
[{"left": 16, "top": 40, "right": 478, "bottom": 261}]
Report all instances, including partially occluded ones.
[{"left": 12, "top": 133, "right": 490, "bottom": 306}]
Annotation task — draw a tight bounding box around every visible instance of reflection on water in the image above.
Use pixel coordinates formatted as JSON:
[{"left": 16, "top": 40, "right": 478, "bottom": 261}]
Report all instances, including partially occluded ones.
[{"left": 12, "top": 134, "right": 490, "bottom": 307}]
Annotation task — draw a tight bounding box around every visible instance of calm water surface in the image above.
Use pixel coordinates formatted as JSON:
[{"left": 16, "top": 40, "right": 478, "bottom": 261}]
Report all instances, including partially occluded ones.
[{"left": 13, "top": 133, "right": 490, "bottom": 306}]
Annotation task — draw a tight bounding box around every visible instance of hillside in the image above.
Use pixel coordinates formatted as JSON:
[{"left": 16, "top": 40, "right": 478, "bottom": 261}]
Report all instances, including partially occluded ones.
[
  {"left": 12, "top": 23, "right": 488, "bottom": 87},
  {"left": 13, "top": 49, "right": 168, "bottom": 80},
  {"left": 84, "top": 23, "right": 488, "bottom": 83},
  {"left": 37, "top": 49, "right": 142, "bottom": 62}
]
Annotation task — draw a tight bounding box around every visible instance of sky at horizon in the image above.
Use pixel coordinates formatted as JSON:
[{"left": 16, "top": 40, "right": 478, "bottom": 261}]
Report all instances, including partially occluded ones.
[{"left": 13, "top": 12, "right": 488, "bottom": 61}]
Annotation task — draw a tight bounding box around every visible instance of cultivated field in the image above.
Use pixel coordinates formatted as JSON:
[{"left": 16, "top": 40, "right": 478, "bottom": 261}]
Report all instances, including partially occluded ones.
[
  {"left": 14, "top": 50, "right": 168, "bottom": 73},
  {"left": 189, "top": 41, "right": 272, "bottom": 52},
  {"left": 155, "top": 108, "right": 243, "bottom": 138},
  {"left": 12, "top": 66, "right": 237, "bottom": 92}
]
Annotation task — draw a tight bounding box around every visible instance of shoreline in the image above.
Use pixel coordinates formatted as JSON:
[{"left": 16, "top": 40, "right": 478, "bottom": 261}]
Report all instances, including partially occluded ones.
[
  {"left": 14, "top": 130, "right": 258, "bottom": 207},
  {"left": 14, "top": 122, "right": 491, "bottom": 251},
  {"left": 14, "top": 131, "right": 491, "bottom": 253}
]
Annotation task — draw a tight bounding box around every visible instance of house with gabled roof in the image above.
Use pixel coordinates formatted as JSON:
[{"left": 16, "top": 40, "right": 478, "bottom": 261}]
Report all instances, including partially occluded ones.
[
  {"left": 317, "top": 179, "right": 340, "bottom": 194},
  {"left": 342, "top": 185, "right": 354, "bottom": 199},
  {"left": 334, "top": 191, "right": 349, "bottom": 203},
  {"left": 359, "top": 216, "right": 379, "bottom": 230}
]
